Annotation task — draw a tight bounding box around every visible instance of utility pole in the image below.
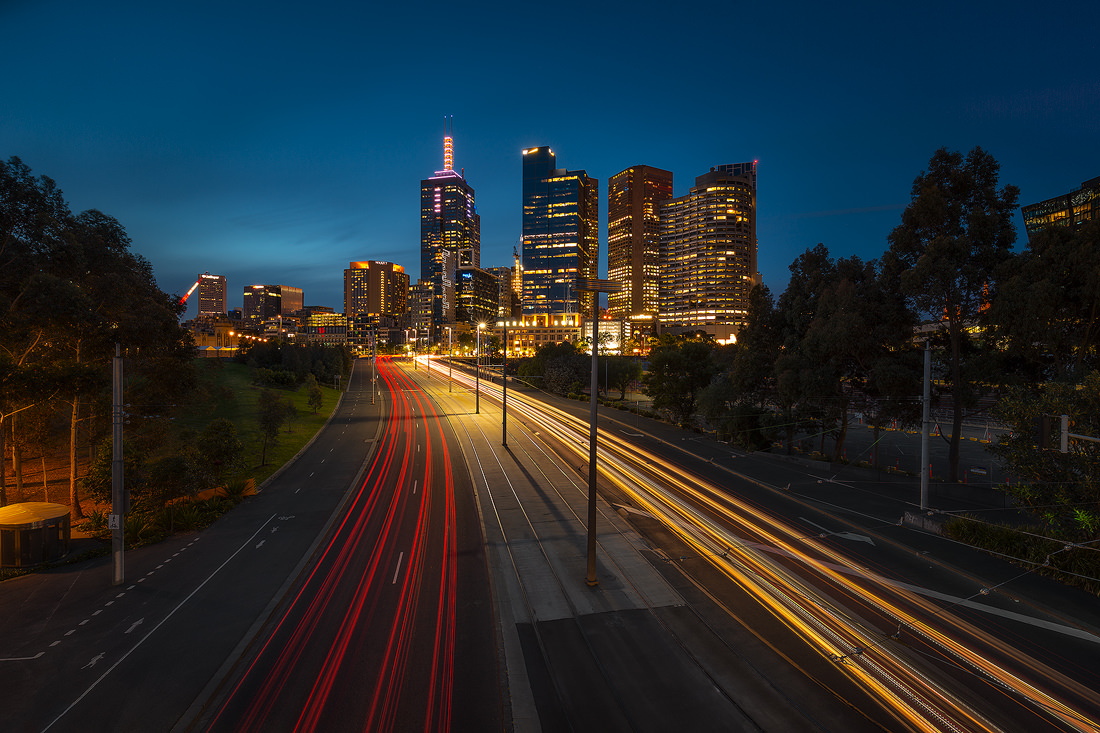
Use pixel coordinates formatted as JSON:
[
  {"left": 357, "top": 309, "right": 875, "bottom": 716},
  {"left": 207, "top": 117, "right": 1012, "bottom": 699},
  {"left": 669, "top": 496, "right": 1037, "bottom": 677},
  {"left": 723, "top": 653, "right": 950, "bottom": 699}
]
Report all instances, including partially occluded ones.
[
  {"left": 501, "top": 322, "right": 508, "bottom": 447},
  {"left": 920, "top": 339, "right": 931, "bottom": 510},
  {"left": 111, "top": 344, "right": 125, "bottom": 586}
]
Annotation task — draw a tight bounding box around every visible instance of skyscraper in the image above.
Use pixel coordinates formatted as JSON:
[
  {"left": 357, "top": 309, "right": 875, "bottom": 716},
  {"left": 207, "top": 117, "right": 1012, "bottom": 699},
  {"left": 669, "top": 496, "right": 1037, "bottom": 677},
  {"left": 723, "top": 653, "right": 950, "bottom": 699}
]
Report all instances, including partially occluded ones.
[
  {"left": 659, "top": 163, "right": 758, "bottom": 342},
  {"left": 420, "top": 119, "right": 480, "bottom": 343},
  {"left": 607, "top": 166, "right": 672, "bottom": 326},
  {"left": 521, "top": 146, "right": 599, "bottom": 318},
  {"left": 197, "top": 272, "right": 227, "bottom": 315},
  {"left": 242, "top": 284, "right": 303, "bottom": 322},
  {"left": 344, "top": 261, "right": 409, "bottom": 320}
]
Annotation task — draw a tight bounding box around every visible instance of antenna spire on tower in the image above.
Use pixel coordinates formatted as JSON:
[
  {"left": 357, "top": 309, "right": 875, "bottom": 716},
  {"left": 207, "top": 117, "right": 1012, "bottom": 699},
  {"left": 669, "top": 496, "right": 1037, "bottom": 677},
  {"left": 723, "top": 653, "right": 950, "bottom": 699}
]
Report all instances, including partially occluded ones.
[{"left": 443, "top": 114, "right": 454, "bottom": 172}]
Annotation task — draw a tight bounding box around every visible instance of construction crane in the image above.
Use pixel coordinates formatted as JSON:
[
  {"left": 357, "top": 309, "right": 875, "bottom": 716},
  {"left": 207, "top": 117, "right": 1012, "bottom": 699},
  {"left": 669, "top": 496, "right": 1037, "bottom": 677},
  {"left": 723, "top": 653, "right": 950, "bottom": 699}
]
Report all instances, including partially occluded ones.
[{"left": 179, "top": 279, "right": 200, "bottom": 305}]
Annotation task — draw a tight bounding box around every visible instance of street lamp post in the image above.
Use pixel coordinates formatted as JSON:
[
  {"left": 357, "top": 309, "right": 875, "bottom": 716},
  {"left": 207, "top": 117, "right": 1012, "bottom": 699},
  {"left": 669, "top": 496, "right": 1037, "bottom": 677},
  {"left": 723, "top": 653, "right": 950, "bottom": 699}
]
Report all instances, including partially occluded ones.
[
  {"left": 445, "top": 326, "right": 453, "bottom": 393},
  {"left": 475, "top": 323, "right": 483, "bottom": 414},
  {"left": 371, "top": 330, "right": 376, "bottom": 406},
  {"left": 574, "top": 278, "right": 622, "bottom": 587},
  {"left": 499, "top": 321, "right": 508, "bottom": 446}
]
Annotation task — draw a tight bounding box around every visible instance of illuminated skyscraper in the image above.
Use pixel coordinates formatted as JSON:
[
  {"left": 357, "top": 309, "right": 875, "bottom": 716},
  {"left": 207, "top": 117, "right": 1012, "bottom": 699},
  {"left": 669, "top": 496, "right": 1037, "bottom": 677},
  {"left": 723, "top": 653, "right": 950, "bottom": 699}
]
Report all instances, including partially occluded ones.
[
  {"left": 343, "top": 261, "right": 409, "bottom": 319},
  {"left": 659, "top": 162, "right": 758, "bottom": 342},
  {"left": 521, "top": 146, "right": 599, "bottom": 318},
  {"left": 607, "top": 166, "right": 672, "bottom": 326},
  {"left": 243, "top": 284, "right": 302, "bottom": 322},
  {"left": 420, "top": 118, "right": 480, "bottom": 343},
  {"left": 197, "top": 272, "right": 227, "bottom": 315}
]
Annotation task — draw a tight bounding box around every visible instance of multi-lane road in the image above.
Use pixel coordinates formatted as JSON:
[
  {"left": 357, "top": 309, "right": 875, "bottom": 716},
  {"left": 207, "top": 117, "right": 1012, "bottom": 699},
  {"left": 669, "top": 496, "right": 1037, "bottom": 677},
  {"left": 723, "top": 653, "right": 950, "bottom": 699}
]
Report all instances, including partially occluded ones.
[{"left": 2, "top": 355, "right": 1099, "bottom": 732}]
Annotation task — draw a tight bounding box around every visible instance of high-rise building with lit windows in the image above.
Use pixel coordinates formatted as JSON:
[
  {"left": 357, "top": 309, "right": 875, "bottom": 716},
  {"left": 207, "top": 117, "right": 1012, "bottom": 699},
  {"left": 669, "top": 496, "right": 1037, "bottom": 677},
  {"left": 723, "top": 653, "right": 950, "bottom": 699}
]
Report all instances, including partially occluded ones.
[
  {"left": 197, "top": 272, "right": 227, "bottom": 315},
  {"left": 1021, "top": 176, "right": 1100, "bottom": 241},
  {"left": 607, "top": 166, "right": 672, "bottom": 328},
  {"left": 420, "top": 119, "right": 480, "bottom": 344},
  {"left": 243, "top": 284, "right": 303, "bottom": 322},
  {"left": 521, "top": 146, "right": 599, "bottom": 318},
  {"left": 343, "top": 261, "right": 409, "bottom": 319},
  {"left": 659, "top": 162, "right": 758, "bottom": 342}
]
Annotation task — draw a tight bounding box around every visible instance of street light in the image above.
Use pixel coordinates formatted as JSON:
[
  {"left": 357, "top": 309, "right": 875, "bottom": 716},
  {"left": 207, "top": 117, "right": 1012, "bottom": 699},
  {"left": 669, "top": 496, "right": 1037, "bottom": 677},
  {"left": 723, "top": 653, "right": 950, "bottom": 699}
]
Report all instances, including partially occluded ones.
[
  {"left": 445, "top": 326, "right": 453, "bottom": 393},
  {"left": 574, "top": 277, "right": 622, "bottom": 587},
  {"left": 476, "top": 322, "right": 486, "bottom": 414},
  {"left": 498, "top": 320, "right": 508, "bottom": 446}
]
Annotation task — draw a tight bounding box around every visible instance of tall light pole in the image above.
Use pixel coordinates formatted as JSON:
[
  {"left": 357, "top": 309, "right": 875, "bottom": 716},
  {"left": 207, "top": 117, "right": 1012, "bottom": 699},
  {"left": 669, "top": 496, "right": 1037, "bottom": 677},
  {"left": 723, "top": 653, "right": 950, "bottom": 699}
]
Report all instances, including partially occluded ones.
[
  {"left": 475, "top": 322, "right": 483, "bottom": 414},
  {"left": 499, "top": 320, "right": 508, "bottom": 446},
  {"left": 371, "top": 329, "right": 376, "bottom": 405},
  {"left": 445, "top": 326, "right": 453, "bottom": 392},
  {"left": 574, "top": 278, "right": 621, "bottom": 587}
]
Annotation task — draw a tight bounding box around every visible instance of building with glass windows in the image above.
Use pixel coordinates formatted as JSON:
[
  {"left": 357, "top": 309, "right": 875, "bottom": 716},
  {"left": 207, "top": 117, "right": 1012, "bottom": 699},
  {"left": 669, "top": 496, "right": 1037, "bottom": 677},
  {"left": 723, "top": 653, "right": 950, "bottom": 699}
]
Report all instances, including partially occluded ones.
[
  {"left": 659, "top": 163, "right": 758, "bottom": 342},
  {"left": 197, "top": 272, "right": 227, "bottom": 316},
  {"left": 455, "top": 266, "right": 499, "bottom": 327},
  {"left": 421, "top": 122, "right": 479, "bottom": 344},
  {"left": 1021, "top": 176, "right": 1100, "bottom": 241},
  {"left": 521, "top": 146, "right": 599, "bottom": 318},
  {"left": 607, "top": 166, "right": 672, "bottom": 331},
  {"left": 343, "top": 261, "right": 409, "bottom": 320},
  {"left": 243, "top": 284, "right": 302, "bottom": 322}
]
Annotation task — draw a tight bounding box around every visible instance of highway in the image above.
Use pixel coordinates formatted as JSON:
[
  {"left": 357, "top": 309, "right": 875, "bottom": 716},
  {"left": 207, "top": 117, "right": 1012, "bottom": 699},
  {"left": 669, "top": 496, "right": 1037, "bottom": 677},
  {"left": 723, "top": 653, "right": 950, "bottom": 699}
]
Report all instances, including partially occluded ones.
[
  {"left": 433, "top": 354, "right": 1100, "bottom": 733},
  {"left": 196, "top": 356, "right": 500, "bottom": 731}
]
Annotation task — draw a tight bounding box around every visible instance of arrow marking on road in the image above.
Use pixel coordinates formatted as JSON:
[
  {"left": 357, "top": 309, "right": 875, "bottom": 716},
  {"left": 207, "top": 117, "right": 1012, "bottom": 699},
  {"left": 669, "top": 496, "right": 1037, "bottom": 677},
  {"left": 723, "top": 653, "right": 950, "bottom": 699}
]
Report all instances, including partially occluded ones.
[
  {"left": 256, "top": 539, "right": 266, "bottom": 549},
  {"left": 620, "top": 430, "right": 643, "bottom": 437},
  {"left": 125, "top": 618, "right": 143, "bottom": 634},
  {"left": 800, "top": 518, "right": 875, "bottom": 546},
  {"left": 82, "top": 653, "right": 104, "bottom": 669}
]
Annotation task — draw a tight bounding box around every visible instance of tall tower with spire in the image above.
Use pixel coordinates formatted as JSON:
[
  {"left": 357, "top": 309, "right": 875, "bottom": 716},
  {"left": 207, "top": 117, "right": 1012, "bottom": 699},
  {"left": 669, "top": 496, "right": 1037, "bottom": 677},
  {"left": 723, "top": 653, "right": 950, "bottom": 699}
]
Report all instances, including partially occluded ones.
[{"left": 420, "top": 117, "right": 480, "bottom": 342}]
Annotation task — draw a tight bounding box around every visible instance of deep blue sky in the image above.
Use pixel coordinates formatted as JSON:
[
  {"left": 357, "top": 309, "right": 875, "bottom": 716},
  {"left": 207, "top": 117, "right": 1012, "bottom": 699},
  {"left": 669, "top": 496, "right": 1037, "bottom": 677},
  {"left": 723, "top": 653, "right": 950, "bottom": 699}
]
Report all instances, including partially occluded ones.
[{"left": 4, "top": 0, "right": 1097, "bottom": 318}]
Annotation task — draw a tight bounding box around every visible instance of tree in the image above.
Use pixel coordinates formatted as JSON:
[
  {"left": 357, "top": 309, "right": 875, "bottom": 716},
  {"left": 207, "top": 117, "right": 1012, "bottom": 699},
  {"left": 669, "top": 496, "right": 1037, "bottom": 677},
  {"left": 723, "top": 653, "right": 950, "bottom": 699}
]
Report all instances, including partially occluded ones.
[
  {"left": 987, "top": 374, "right": 1100, "bottom": 541},
  {"left": 987, "top": 219, "right": 1100, "bottom": 383},
  {"left": 196, "top": 418, "right": 244, "bottom": 487},
  {"left": 643, "top": 334, "right": 716, "bottom": 425},
  {"left": 257, "top": 389, "right": 286, "bottom": 466},
  {"left": 883, "top": 147, "right": 1019, "bottom": 481},
  {"left": 604, "top": 357, "right": 642, "bottom": 400},
  {"left": 306, "top": 373, "right": 324, "bottom": 414}
]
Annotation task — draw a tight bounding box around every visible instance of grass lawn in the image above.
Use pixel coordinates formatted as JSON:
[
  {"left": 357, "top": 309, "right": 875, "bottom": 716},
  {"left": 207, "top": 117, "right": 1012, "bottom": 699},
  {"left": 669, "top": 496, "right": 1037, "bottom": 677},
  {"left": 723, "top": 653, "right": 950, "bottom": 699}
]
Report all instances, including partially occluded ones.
[{"left": 178, "top": 359, "right": 343, "bottom": 488}]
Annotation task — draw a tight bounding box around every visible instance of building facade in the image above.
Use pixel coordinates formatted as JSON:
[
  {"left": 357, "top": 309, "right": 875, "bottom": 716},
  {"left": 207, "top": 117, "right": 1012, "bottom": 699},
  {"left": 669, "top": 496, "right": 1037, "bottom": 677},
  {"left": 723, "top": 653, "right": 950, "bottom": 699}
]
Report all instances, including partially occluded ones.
[
  {"left": 520, "top": 146, "right": 599, "bottom": 318},
  {"left": 659, "top": 163, "right": 758, "bottom": 342},
  {"left": 607, "top": 166, "right": 672, "bottom": 329},
  {"left": 455, "top": 266, "right": 499, "bottom": 326},
  {"left": 197, "top": 272, "right": 227, "bottom": 316},
  {"left": 243, "top": 284, "right": 303, "bottom": 322},
  {"left": 408, "top": 279, "right": 433, "bottom": 342},
  {"left": 1021, "top": 176, "right": 1100, "bottom": 241},
  {"left": 421, "top": 125, "right": 480, "bottom": 344},
  {"left": 494, "top": 313, "right": 582, "bottom": 357},
  {"left": 344, "top": 261, "right": 409, "bottom": 319}
]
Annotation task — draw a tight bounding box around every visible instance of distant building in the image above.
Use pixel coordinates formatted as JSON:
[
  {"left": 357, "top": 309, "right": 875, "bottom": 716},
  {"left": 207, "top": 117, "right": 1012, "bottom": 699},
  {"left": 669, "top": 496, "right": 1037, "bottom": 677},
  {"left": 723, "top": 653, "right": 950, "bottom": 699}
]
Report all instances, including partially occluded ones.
[
  {"left": 187, "top": 314, "right": 238, "bottom": 358},
  {"left": 302, "top": 311, "right": 347, "bottom": 346},
  {"left": 486, "top": 265, "right": 519, "bottom": 318},
  {"left": 607, "top": 166, "right": 672, "bottom": 330},
  {"left": 409, "top": 279, "right": 433, "bottom": 341},
  {"left": 521, "top": 146, "right": 599, "bottom": 318},
  {"left": 243, "top": 284, "right": 302, "bottom": 322},
  {"left": 1021, "top": 176, "right": 1100, "bottom": 241},
  {"left": 456, "top": 266, "right": 498, "bottom": 326},
  {"left": 421, "top": 120, "right": 479, "bottom": 344},
  {"left": 494, "top": 313, "right": 582, "bottom": 357},
  {"left": 659, "top": 163, "right": 758, "bottom": 343},
  {"left": 197, "top": 272, "right": 227, "bottom": 315},
  {"left": 343, "top": 261, "right": 409, "bottom": 319}
]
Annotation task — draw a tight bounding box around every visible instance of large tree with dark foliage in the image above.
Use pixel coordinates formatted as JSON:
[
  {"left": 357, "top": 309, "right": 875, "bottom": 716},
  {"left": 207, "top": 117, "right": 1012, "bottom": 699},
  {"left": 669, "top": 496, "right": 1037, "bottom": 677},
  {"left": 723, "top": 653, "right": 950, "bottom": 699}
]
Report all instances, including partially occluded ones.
[
  {"left": 0, "top": 156, "right": 194, "bottom": 513},
  {"left": 882, "top": 147, "right": 1018, "bottom": 481}
]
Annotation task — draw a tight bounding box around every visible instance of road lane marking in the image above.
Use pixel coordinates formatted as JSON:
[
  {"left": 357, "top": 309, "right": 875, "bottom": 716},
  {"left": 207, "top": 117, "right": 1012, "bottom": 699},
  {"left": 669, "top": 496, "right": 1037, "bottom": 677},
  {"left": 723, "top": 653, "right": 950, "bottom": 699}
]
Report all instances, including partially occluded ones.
[
  {"left": 125, "top": 618, "right": 144, "bottom": 634},
  {"left": 800, "top": 517, "right": 875, "bottom": 546},
  {"left": 256, "top": 539, "right": 266, "bottom": 549},
  {"left": 413, "top": 480, "right": 418, "bottom": 495},
  {"left": 81, "top": 653, "right": 104, "bottom": 669},
  {"left": 393, "top": 552, "right": 404, "bottom": 584},
  {"left": 42, "top": 513, "right": 279, "bottom": 732},
  {"left": 0, "top": 652, "right": 44, "bottom": 661}
]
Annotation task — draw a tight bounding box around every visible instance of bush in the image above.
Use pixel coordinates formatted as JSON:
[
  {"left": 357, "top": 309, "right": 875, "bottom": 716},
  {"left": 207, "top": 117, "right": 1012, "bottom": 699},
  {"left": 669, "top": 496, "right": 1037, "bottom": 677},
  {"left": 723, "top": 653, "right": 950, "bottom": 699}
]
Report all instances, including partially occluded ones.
[{"left": 943, "top": 515, "right": 1100, "bottom": 595}]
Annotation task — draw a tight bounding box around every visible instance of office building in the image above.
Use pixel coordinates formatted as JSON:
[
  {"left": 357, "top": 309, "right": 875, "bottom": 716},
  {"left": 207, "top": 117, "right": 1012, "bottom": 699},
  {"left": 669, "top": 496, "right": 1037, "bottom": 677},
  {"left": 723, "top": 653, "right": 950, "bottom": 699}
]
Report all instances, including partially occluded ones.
[
  {"left": 408, "top": 280, "right": 433, "bottom": 342},
  {"left": 521, "top": 146, "right": 599, "bottom": 318},
  {"left": 1021, "top": 176, "right": 1100, "bottom": 241},
  {"left": 607, "top": 166, "right": 672, "bottom": 328},
  {"left": 344, "top": 261, "right": 409, "bottom": 320},
  {"left": 659, "top": 163, "right": 758, "bottom": 342},
  {"left": 243, "top": 284, "right": 303, "bottom": 322},
  {"left": 486, "top": 265, "right": 519, "bottom": 318},
  {"left": 197, "top": 272, "right": 227, "bottom": 316},
  {"left": 455, "top": 266, "right": 498, "bottom": 326},
  {"left": 421, "top": 121, "right": 480, "bottom": 344}
]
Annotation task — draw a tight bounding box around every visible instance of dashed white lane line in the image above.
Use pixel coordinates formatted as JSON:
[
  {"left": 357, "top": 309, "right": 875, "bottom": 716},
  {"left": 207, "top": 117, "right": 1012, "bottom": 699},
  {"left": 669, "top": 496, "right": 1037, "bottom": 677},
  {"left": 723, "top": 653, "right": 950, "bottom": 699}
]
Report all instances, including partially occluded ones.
[{"left": 392, "top": 552, "right": 405, "bottom": 585}]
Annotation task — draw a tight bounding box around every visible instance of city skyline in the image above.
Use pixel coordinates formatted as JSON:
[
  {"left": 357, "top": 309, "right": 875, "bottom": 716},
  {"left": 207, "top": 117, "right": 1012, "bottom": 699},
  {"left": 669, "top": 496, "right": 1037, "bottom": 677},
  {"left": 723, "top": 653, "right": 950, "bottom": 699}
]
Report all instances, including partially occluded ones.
[{"left": 3, "top": 1, "right": 1097, "bottom": 317}]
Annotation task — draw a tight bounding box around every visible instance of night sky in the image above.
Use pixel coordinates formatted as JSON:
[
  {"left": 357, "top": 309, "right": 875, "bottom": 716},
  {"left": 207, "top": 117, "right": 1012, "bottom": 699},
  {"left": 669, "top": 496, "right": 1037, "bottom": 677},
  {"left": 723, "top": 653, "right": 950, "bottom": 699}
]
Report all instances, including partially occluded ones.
[{"left": 4, "top": 0, "right": 1097, "bottom": 318}]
